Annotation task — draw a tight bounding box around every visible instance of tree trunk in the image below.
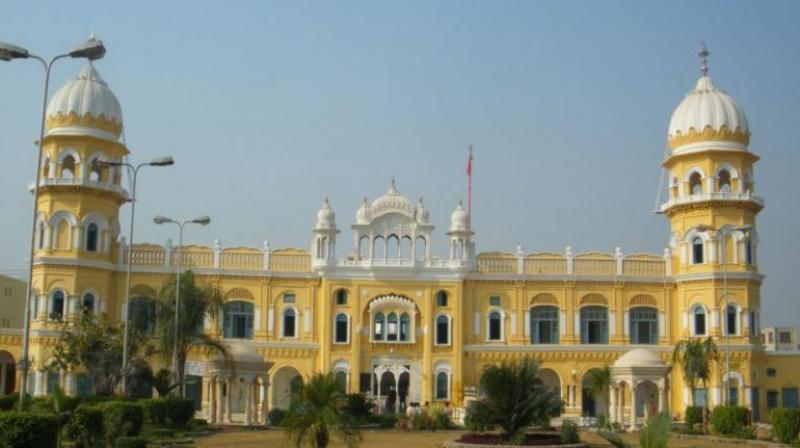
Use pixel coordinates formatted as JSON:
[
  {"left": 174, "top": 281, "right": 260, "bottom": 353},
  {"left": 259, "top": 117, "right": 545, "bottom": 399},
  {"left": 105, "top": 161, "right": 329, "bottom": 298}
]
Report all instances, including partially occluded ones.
[{"left": 316, "top": 427, "right": 329, "bottom": 448}]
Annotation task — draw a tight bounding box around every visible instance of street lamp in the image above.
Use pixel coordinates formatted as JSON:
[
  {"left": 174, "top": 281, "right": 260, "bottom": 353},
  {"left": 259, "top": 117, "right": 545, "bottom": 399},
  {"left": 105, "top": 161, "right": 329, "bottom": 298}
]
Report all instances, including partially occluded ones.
[
  {"left": 153, "top": 214, "right": 211, "bottom": 395},
  {"left": 2, "top": 36, "right": 107, "bottom": 406},
  {"left": 100, "top": 157, "right": 175, "bottom": 394},
  {"left": 719, "top": 224, "right": 751, "bottom": 405}
]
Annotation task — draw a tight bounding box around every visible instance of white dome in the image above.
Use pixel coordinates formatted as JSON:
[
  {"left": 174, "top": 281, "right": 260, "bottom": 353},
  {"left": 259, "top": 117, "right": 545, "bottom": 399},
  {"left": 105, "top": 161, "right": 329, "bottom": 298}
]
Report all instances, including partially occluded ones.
[
  {"left": 371, "top": 179, "right": 415, "bottom": 217},
  {"left": 355, "top": 197, "right": 371, "bottom": 224},
  {"left": 613, "top": 348, "right": 666, "bottom": 368},
  {"left": 668, "top": 75, "right": 749, "bottom": 146},
  {"left": 315, "top": 198, "right": 336, "bottom": 230},
  {"left": 415, "top": 198, "right": 431, "bottom": 224},
  {"left": 449, "top": 201, "right": 469, "bottom": 232},
  {"left": 46, "top": 64, "right": 123, "bottom": 139}
]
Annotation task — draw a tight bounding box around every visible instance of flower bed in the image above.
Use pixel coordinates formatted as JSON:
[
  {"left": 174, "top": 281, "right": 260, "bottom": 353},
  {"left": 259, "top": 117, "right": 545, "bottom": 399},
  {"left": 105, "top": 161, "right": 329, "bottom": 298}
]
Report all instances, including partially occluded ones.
[{"left": 448, "top": 432, "right": 587, "bottom": 447}]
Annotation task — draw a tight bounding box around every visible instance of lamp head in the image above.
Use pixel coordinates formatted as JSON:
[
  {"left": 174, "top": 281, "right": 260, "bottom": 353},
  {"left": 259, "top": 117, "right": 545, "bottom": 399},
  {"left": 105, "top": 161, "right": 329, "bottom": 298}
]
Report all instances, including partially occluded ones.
[
  {"left": 148, "top": 156, "right": 174, "bottom": 167},
  {"left": 153, "top": 216, "right": 173, "bottom": 225},
  {"left": 0, "top": 49, "right": 13, "bottom": 62},
  {"left": 191, "top": 216, "right": 211, "bottom": 226},
  {"left": 0, "top": 41, "right": 29, "bottom": 59},
  {"left": 69, "top": 36, "right": 106, "bottom": 61}
]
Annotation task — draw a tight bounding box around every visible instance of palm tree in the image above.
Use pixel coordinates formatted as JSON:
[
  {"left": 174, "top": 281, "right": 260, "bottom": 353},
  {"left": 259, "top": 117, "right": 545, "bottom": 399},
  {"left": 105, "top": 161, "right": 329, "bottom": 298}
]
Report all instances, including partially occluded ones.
[
  {"left": 155, "top": 270, "right": 229, "bottom": 395},
  {"left": 284, "top": 372, "right": 361, "bottom": 448},
  {"left": 672, "top": 337, "right": 719, "bottom": 431},
  {"left": 471, "top": 357, "right": 561, "bottom": 440},
  {"left": 585, "top": 366, "right": 612, "bottom": 421}
]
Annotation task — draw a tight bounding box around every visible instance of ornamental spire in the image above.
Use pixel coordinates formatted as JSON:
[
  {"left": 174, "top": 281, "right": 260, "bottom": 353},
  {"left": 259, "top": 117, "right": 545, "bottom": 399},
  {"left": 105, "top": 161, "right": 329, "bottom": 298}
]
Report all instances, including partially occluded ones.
[{"left": 699, "top": 42, "right": 710, "bottom": 76}]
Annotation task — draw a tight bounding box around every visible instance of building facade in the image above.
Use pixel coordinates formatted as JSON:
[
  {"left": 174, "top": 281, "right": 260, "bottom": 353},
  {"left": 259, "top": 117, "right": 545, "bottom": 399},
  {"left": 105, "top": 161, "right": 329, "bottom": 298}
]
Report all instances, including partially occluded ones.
[{"left": 1, "top": 53, "right": 798, "bottom": 428}]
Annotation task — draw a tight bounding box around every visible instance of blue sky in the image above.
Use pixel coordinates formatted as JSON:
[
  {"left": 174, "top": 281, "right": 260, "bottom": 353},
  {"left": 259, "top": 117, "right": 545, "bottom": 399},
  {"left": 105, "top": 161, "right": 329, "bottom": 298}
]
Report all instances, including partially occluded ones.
[{"left": 1, "top": 1, "right": 799, "bottom": 325}]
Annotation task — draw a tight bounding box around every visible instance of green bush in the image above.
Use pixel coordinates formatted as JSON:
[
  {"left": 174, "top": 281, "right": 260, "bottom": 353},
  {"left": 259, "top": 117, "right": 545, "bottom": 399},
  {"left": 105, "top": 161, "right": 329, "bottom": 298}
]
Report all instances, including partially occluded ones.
[
  {"left": 369, "top": 413, "right": 398, "bottom": 429},
  {"left": 165, "top": 396, "right": 195, "bottom": 427},
  {"left": 560, "top": 419, "right": 580, "bottom": 444},
  {"left": 464, "top": 399, "right": 494, "bottom": 432},
  {"left": 710, "top": 405, "right": 749, "bottom": 435},
  {"left": 771, "top": 408, "right": 800, "bottom": 443},
  {"left": 268, "top": 408, "right": 287, "bottom": 426},
  {"left": 685, "top": 405, "right": 703, "bottom": 427},
  {"left": 114, "top": 436, "right": 148, "bottom": 448},
  {"left": 141, "top": 427, "right": 176, "bottom": 440},
  {"left": 142, "top": 398, "right": 170, "bottom": 426},
  {"left": 0, "top": 411, "right": 59, "bottom": 448},
  {"left": 343, "top": 393, "right": 374, "bottom": 420},
  {"left": 65, "top": 405, "right": 105, "bottom": 448},
  {"left": 98, "top": 401, "right": 145, "bottom": 444},
  {"left": 0, "top": 393, "right": 19, "bottom": 411}
]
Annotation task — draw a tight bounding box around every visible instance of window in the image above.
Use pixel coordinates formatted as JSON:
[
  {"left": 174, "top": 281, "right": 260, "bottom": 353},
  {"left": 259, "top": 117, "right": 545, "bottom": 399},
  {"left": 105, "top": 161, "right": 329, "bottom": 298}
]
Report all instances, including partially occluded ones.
[
  {"left": 488, "top": 311, "right": 502, "bottom": 341},
  {"left": 729, "top": 387, "right": 739, "bottom": 406},
  {"left": 630, "top": 307, "right": 658, "bottom": 344},
  {"left": 387, "top": 313, "right": 398, "bottom": 341},
  {"left": 82, "top": 293, "right": 95, "bottom": 315},
  {"left": 692, "top": 238, "right": 704, "bottom": 264},
  {"left": 436, "top": 315, "right": 449, "bottom": 345},
  {"left": 783, "top": 388, "right": 799, "bottom": 409},
  {"left": 779, "top": 332, "right": 792, "bottom": 344},
  {"left": 51, "top": 290, "right": 65, "bottom": 320},
  {"left": 436, "top": 291, "right": 448, "bottom": 307},
  {"left": 767, "top": 390, "right": 779, "bottom": 410},
  {"left": 89, "top": 158, "right": 102, "bottom": 182},
  {"left": 37, "top": 222, "right": 45, "bottom": 249},
  {"left": 399, "top": 313, "right": 410, "bottom": 342},
  {"left": 693, "top": 307, "right": 707, "bottom": 336},
  {"left": 489, "top": 296, "right": 501, "bottom": 306},
  {"left": 580, "top": 306, "right": 608, "bottom": 344},
  {"left": 374, "top": 313, "right": 385, "bottom": 341},
  {"left": 335, "top": 371, "right": 347, "bottom": 391},
  {"left": 766, "top": 368, "right": 777, "bottom": 378},
  {"left": 749, "top": 312, "right": 757, "bottom": 336},
  {"left": 725, "top": 305, "right": 737, "bottom": 336},
  {"left": 61, "top": 155, "right": 76, "bottom": 179},
  {"left": 689, "top": 172, "right": 703, "bottom": 195},
  {"left": 718, "top": 169, "right": 731, "bottom": 193},
  {"left": 745, "top": 238, "right": 753, "bottom": 265},
  {"left": 693, "top": 388, "right": 708, "bottom": 407},
  {"left": 435, "top": 372, "right": 448, "bottom": 400},
  {"left": 335, "top": 289, "right": 347, "bottom": 306},
  {"left": 223, "top": 301, "right": 254, "bottom": 339},
  {"left": 282, "top": 308, "right": 296, "bottom": 337},
  {"left": 85, "top": 223, "right": 99, "bottom": 252},
  {"left": 47, "top": 371, "right": 60, "bottom": 395},
  {"left": 130, "top": 297, "right": 156, "bottom": 334},
  {"left": 334, "top": 314, "right": 349, "bottom": 343},
  {"left": 283, "top": 293, "right": 295, "bottom": 303},
  {"left": 531, "top": 306, "right": 559, "bottom": 344}
]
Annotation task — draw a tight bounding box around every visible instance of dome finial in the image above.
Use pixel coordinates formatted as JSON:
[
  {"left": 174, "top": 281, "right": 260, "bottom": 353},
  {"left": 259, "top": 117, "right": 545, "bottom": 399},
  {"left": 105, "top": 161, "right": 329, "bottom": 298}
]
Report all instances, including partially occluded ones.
[
  {"left": 388, "top": 176, "right": 397, "bottom": 194},
  {"left": 699, "top": 42, "right": 710, "bottom": 76}
]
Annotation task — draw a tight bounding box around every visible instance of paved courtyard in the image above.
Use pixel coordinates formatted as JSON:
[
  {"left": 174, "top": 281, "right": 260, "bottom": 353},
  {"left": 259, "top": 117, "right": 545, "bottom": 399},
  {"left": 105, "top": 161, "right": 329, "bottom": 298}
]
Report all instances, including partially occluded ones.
[{"left": 194, "top": 428, "right": 751, "bottom": 447}]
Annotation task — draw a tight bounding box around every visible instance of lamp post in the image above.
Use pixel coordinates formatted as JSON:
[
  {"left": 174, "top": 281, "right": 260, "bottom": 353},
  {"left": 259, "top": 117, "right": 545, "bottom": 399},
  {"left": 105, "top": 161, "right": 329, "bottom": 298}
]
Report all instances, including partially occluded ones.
[
  {"left": 1, "top": 36, "right": 107, "bottom": 406},
  {"left": 153, "top": 215, "right": 211, "bottom": 395},
  {"left": 100, "top": 157, "right": 175, "bottom": 394},
  {"left": 719, "top": 224, "right": 751, "bottom": 405}
]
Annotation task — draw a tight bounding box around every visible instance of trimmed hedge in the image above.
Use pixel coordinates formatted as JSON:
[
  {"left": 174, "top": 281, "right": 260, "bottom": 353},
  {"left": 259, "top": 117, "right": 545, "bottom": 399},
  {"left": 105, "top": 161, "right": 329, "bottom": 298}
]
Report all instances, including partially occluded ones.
[
  {"left": 142, "top": 396, "right": 195, "bottom": 427},
  {"left": 142, "top": 398, "right": 170, "bottom": 426},
  {"left": 0, "top": 394, "right": 18, "bottom": 411},
  {"left": 0, "top": 411, "right": 59, "bottom": 448},
  {"left": 685, "top": 405, "right": 703, "bottom": 427},
  {"left": 710, "top": 405, "right": 749, "bottom": 435},
  {"left": 268, "top": 408, "right": 287, "bottom": 426},
  {"left": 66, "top": 405, "right": 105, "bottom": 448},
  {"left": 97, "top": 401, "right": 145, "bottom": 444},
  {"left": 114, "top": 436, "right": 148, "bottom": 448},
  {"left": 771, "top": 408, "right": 800, "bottom": 443}
]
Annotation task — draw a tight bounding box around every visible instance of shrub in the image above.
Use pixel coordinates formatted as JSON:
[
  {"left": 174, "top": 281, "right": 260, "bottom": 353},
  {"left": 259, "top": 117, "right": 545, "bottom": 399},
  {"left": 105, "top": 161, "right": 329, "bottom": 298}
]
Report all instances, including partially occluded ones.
[
  {"left": 142, "top": 398, "right": 170, "bottom": 426},
  {"left": 370, "top": 413, "right": 398, "bottom": 429},
  {"left": 411, "top": 410, "right": 436, "bottom": 430},
  {"left": 464, "top": 399, "right": 494, "bottom": 432},
  {"left": 685, "top": 405, "right": 703, "bottom": 427},
  {"left": 141, "top": 427, "right": 176, "bottom": 439},
  {"left": 771, "top": 408, "right": 800, "bottom": 443},
  {"left": 165, "top": 396, "right": 195, "bottom": 427},
  {"left": 395, "top": 414, "right": 410, "bottom": 430},
  {"left": 114, "top": 436, "right": 148, "bottom": 448},
  {"left": 268, "top": 408, "right": 287, "bottom": 426},
  {"left": 343, "top": 393, "right": 374, "bottom": 420},
  {"left": 65, "top": 405, "right": 105, "bottom": 448},
  {"left": 0, "top": 393, "right": 18, "bottom": 411},
  {"left": 0, "top": 411, "right": 59, "bottom": 448},
  {"left": 710, "top": 405, "right": 749, "bottom": 436},
  {"left": 560, "top": 420, "right": 580, "bottom": 444},
  {"left": 98, "top": 401, "right": 145, "bottom": 444}
]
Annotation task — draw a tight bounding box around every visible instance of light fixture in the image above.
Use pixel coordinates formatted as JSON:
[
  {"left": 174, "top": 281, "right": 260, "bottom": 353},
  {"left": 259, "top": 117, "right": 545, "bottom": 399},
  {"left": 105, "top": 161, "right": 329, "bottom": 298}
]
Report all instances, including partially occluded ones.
[
  {"left": 0, "top": 41, "right": 29, "bottom": 59},
  {"left": 68, "top": 36, "right": 106, "bottom": 61}
]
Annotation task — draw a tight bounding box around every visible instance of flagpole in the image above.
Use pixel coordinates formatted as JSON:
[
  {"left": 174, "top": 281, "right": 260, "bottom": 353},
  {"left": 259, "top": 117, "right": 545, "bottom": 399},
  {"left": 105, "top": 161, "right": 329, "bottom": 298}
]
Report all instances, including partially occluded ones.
[{"left": 467, "top": 145, "right": 473, "bottom": 222}]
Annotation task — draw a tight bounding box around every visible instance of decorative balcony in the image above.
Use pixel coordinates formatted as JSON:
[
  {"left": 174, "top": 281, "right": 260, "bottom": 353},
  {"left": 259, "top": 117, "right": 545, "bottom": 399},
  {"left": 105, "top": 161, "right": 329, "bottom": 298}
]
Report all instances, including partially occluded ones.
[
  {"left": 659, "top": 192, "right": 764, "bottom": 214},
  {"left": 30, "top": 177, "right": 129, "bottom": 200}
]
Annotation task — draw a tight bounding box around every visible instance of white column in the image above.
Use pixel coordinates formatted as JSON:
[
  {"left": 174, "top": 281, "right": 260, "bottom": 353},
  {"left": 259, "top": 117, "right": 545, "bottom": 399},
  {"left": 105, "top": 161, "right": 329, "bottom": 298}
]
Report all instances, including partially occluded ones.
[
  {"left": 609, "top": 386, "right": 618, "bottom": 423},
  {"left": 245, "top": 380, "right": 253, "bottom": 425},
  {"left": 260, "top": 377, "right": 269, "bottom": 425},
  {"left": 658, "top": 384, "right": 667, "bottom": 413},
  {"left": 630, "top": 384, "right": 639, "bottom": 431},
  {"left": 209, "top": 377, "right": 217, "bottom": 424}
]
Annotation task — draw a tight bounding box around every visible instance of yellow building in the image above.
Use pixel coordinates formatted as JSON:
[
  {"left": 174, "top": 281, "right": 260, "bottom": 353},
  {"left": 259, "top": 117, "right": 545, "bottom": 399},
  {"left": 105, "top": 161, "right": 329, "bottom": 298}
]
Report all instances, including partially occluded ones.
[{"left": 1, "top": 51, "right": 798, "bottom": 428}]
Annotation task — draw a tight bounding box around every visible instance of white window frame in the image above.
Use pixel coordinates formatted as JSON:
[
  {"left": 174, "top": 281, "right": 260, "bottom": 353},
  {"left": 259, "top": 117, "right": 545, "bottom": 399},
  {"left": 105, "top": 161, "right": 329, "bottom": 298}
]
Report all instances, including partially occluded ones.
[
  {"left": 485, "top": 307, "right": 505, "bottom": 342},
  {"left": 333, "top": 313, "right": 350, "bottom": 344},
  {"left": 691, "top": 304, "right": 708, "bottom": 336},
  {"left": 434, "top": 314, "right": 452, "bottom": 346},
  {"left": 281, "top": 305, "right": 299, "bottom": 338}
]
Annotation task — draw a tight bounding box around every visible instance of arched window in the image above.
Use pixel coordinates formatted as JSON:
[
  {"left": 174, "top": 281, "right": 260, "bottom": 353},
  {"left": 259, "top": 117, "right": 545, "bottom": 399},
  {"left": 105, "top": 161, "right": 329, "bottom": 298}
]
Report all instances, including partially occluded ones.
[
  {"left": 335, "top": 371, "right": 347, "bottom": 391},
  {"left": 399, "top": 313, "right": 410, "bottom": 342},
  {"left": 629, "top": 307, "right": 658, "bottom": 344},
  {"left": 726, "top": 305, "right": 738, "bottom": 336},
  {"left": 387, "top": 312, "right": 398, "bottom": 341},
  {"left": 692, "top": 238, "right": 704, "bottom": 264},
  {"left": 61, "top": 155, "right": 76, "bottom": 179},
  {"left": 435, "top": 371, "right": 449, "bottom": 400},
  {"left": 693, "top": 306, "right": 707, "bottom": 336},
  {"left": 745, "top": 238, "right": 753, "bottom": 265},
  {"left": 51, "top": 290, "right": 65, "bottom": 320},
  {"left": 89, "top": 158, "right": 102, "bottom": 182},
  {"left": 436, "top": 290, "right": 448, "bottom": 307},
  {"left": 55, "top": 219, "right": 70, "bottom": 250},
  {"left": 401, "top": 236, "right": 412, "bottom": 259},
  {"left": 488, "top": 311, "right": 502, "bottom": 341},
  {"left": 334, "top": 313, "right": 349, "bottom": 343},
  {"left": 335, "top": 289, "right": 347, "bottom": 306},
  {"left": 436, "top": 315, "right": 450, "bottom": 345},
  {"left": 82, "top": 293, "right": 95, "bottom": 315},
  {"left": 580, "top": 306, "right": 608, "bottom": 344},
  {"left": 223, "top": 301, "right": 254, "bottom": 339},
  {"left": 130, "top": 297, "right": 156, "bottom": 334},
  {"left": 374, "top": 313, "right": 385, "bottom": 341},
  {"left": 282, "top": 308, "right": 297, "bottom": 338},
  {"left": 85, "top": 223, "right": 99, "bottom": 252},
  {"left": 37, "top": 222, "right": 45, "bottom": 250},
  {"left": 373, "top": 236, "right": 386, "bottom": 259},
  {"left": 387, "top": 235, "right": 400, "bottom": 258},
  {"left": 689, "top": 172, "right": 703, "bottom": 195},
  {"left": 531, "top": 306, "right": 559, "bottom": 344},
  {"left": 718, "top": 169, "right": 731, "bottom": 193}
]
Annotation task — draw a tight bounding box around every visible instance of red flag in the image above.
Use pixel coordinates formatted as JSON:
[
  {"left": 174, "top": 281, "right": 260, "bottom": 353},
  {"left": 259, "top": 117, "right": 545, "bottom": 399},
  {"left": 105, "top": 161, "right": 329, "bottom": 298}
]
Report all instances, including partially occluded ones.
[{"left": 466, "top": 147, "right": 473, "bottom": 175}]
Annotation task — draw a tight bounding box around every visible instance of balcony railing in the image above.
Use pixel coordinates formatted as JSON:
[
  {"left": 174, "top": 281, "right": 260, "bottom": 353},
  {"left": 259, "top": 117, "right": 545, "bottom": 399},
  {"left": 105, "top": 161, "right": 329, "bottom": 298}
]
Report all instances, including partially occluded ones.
[
  {"left": 660, "top": 191, "right": 764, "bottom": 212},
  {"left": 33, "top": 177, "right": 129, "bottom": 198}
]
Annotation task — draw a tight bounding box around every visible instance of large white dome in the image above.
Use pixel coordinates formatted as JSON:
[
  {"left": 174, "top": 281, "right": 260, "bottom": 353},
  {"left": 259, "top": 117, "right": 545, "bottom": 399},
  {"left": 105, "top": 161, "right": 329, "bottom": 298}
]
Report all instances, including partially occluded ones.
[
  {"left": 46, "top": 64, "right": 123, "bottom": 139},
  {"left": 668, "top": 75, "right": 749, "bottom": 150},
  {"left": 371, "top": 180, "right": 415, "bottom": 218}
]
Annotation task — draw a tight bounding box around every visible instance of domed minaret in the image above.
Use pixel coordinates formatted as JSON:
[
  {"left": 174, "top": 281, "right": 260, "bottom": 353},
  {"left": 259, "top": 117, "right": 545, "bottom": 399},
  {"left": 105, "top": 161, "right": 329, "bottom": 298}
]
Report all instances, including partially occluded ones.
[
  {"left": 661, "top": 46, "right": 762, "bottom": 390},
  {"left": 312, "top": 198, "right": 339, "bottom": 265},
  {"left": 447, "top": 201, "right": 474, "bottom": 263}
]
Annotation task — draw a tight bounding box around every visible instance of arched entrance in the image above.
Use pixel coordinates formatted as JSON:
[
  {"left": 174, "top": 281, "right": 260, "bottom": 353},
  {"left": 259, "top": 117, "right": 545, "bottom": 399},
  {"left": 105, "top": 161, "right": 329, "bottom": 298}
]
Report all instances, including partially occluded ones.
[
  {"left": 539, "top": 368, "right": 562, "bottom": 416},
  {"left": 635, "top": 380, "right": 659, "bottom": 421},
  {"left": 610, "top": 348, "right": 671, "bottom": 430},
  {"left": 0, "top": 351, "right": 15, "bottom": 396},
  {"left": 272, "top": 366, "right": 303, "bottom": 410},
  {"left": 581, "top": 369, "right": 608, "bottom": 418}
]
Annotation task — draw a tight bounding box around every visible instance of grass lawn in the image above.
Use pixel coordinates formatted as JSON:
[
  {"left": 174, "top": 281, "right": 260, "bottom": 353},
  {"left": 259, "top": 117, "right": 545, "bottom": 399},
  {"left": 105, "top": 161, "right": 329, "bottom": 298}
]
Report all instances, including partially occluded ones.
[{"left": 195, "top": 428, "right": 754, "bottom": 447}]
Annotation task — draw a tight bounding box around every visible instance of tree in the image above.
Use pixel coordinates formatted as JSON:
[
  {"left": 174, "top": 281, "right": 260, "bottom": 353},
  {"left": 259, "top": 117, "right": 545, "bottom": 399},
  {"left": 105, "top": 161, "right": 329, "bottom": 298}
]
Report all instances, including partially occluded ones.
[
  {"left": 50, "top": 313, "right": 151, "bottom": 396},
  {"left": 467, "top": 357, "right": 561, "bottom": 440},
  {"left": 284, "top": 372, "right": 361, "bottom": 448},
  {"left": 672, "top": 337, "right": 719, "bottom": 431},
  {"left": 154, "top": 270, "right": 229, "bottom": 395},
  {"left": 585, "top": 366, "right": 612, "bottom": 420}
]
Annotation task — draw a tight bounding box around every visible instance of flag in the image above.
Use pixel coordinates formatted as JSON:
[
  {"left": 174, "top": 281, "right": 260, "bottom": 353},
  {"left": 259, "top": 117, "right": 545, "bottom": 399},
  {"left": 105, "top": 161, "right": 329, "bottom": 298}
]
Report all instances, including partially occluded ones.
[{"left": 466, "top": 146, "right": 473, "bottom": 175}]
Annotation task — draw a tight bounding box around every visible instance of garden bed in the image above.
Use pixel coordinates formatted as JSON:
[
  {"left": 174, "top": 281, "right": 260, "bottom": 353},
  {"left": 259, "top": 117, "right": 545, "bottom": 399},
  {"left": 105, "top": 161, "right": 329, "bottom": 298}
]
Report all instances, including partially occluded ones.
[{"left": 448, "top": 432, "right": 587, "bottom": 447}]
